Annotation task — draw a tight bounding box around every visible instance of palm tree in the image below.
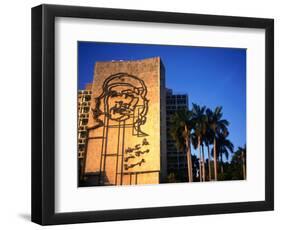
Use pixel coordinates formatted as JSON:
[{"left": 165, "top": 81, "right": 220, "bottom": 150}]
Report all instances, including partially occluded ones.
[
  {"left": 215, "top": 131, "right": 234, "bottom": 177},
  {"left": 170, "top": 109, "right": 194, "bottom": 182},
  {"left": 191, "top": 133, "right": 199, "bottom": 180},
  {"left": 192, "top": 104, "right": 207, "bottom": 182},
  {"left": 191, "top": 154, "right": 200, "bottom": 181},
  {"left": 203, "top": 121, "right": 213, "bottom": 181},
  {"left": 235, "top": 145, "right": 246, "bottom": 179},
  {"left": 206, "top": 107, "right": 229, "bottom": 181}
]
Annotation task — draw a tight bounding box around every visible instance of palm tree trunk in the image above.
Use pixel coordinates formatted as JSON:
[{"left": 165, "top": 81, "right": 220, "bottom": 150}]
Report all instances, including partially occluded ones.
[
  {"left": 185, "top": 139, "right": 193, "bottom": 182},
  {"left": 207, "top": 143, "right": 211, "bottom": 181},
  {"left": 220, "top": 154, "right": 224, "bottom": 175},
  {"left": 213, "top": 137, "right": 218, "bottom": 181},
  {"left": 198, "top": 137, "right": 202, "bottom": 182},
  {"left": 185, "top": 146, "right": 190, "bottom": 182},
  {"left": 187, "top": 142, "right": 193, "bottom": 182},
  {"left": 201, "top": 145, "right": 206, "bottom": 181},
  {"left": 242, "top": 151, "right": 246, "bottom": 180},
  {"left": 184, "top": 126, "right": 193, "bottom": 182}
]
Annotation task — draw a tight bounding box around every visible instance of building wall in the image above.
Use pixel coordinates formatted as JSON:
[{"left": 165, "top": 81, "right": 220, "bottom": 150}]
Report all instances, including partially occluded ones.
[
  {"left": 166, "top": 89, "right": 189, "bottom": 181},
  {"left": 160, "top": 62, "right": 167, "bottom": 182},
  {"left": 84, "top": 57, "right": 166, "bottom": 186},
  {"left": 77, "top": 85, "right": 92, "bottom": 179}
]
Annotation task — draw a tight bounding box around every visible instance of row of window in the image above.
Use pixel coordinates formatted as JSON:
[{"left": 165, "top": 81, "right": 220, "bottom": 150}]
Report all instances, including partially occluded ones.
[
  {"left": 167, "top": 99, "right": 187, "bottom": 104},
  {"left": 167, "top": 152, "right": 187, "bottom": 156},
  {"left": 78, "top": 130, "right": 88, "bottom": 138},
  {"left": 78, "top": 101, "right": 91, "bottom": 107},
  {"left": 78, "top": 90, "right": 91, "bottom": 95},
  {"left": 78, "top": 107, "right": 90, "bottom": 114},
  {"left": 78, "top": 118, "right": 88, "bottom": 126},
  {"left": 79, "top": 114, "right": 89, "bottom": 119},
  {"left": 166, "top": 95, "right": 187, "bottom": 99},
  {"left": 166, "top": 111, "right": 176, "bottom": 116},
  {"left": 166, "top": 99, "right": 187, "bottom": 105}
]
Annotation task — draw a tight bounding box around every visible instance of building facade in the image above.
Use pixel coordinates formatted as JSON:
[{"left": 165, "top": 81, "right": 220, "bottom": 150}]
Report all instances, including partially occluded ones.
[
  {"left": 166, "top": 88, "right": 189, "bottom": 181},
  {"left": 77, "top": 83, "right": 92, "bottom": 181},
  {"left": 83, "top": 57, "right": 166, "bottom": 186}
]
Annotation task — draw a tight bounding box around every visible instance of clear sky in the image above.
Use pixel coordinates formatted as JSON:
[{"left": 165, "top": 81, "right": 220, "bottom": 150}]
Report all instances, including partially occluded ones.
[{"left": 78, "top": 41, "right": 246, "bottom": 159}]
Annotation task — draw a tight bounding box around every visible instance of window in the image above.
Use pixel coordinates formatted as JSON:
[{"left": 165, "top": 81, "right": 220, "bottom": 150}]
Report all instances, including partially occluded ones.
[{"left": 82, "top": 119, "right": 88, "bottom": 125}]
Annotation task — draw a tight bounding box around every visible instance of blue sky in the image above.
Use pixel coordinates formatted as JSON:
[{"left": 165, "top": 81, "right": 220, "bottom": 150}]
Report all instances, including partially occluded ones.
[{"left": 78, "top": 41, "right": 246, "bottom": 159}]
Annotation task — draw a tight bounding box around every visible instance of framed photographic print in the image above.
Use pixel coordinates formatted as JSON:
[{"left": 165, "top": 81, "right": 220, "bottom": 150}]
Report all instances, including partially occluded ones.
[{"left": 31, "top": 4, "right": 274, "bottom": 225}]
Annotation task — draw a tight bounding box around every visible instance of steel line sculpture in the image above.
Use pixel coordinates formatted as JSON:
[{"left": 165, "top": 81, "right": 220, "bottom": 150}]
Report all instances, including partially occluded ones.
[
  {"left": 90, "top": 73, "right": 150, "bottom": 185},
  {"left": 91, "top": 73, "right": 149, "bottom": 136}
]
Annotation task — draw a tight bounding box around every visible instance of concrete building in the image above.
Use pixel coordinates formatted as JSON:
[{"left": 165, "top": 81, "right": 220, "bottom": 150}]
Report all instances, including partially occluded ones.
[
  {"left": 83, "top": 57, "right": 166, "bottom": 186},
  {"left": 77, "top": 83, "right": 92, "bottom": 180},
  {"left": 166, "top": 88, "right": 189, "bottom": 181}
]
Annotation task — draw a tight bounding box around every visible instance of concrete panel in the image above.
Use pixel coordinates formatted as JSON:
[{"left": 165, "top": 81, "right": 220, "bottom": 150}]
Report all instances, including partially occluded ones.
[{"left": 84, "top": 57, "right": 166, "bottom": 186}]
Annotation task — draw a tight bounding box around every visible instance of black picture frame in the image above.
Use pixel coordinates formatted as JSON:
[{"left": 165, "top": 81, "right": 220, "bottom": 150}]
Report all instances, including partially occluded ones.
[{"left": 31, "top": 4, "right": 274, "bottom": 225}]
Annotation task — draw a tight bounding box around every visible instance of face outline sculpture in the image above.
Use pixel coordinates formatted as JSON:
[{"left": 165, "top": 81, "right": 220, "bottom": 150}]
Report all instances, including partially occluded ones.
[
  {"left": 92, "top": 73, "right": 149, "bottom": 136},
  {"left": 106, "top": 85, "right": 139, "bottom": 122}
]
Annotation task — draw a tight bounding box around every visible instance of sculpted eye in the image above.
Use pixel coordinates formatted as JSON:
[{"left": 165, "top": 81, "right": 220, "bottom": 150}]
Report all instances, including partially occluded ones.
[{"left": 108, "top": 90, "right": 119, "bottom": 97}]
